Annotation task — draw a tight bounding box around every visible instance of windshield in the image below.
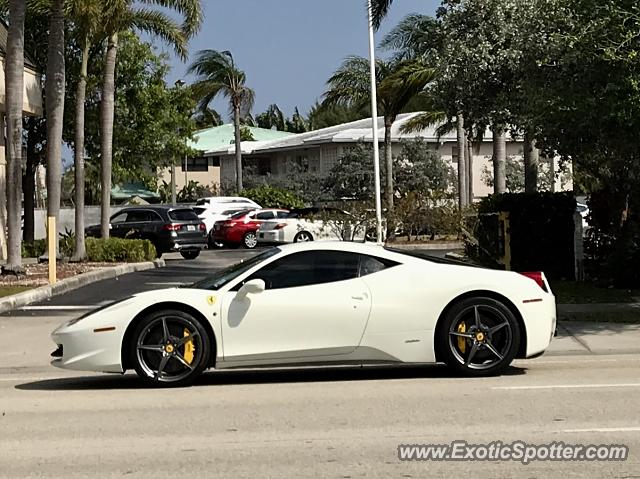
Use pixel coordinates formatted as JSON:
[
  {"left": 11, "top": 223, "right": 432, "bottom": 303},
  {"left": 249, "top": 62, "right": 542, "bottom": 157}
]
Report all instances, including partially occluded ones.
[
  {"left": 189, "top": 248, "right": 281, "bottom": 290},
  {"left": 230, "top": 209, "right": 252, "bottom": 219}
]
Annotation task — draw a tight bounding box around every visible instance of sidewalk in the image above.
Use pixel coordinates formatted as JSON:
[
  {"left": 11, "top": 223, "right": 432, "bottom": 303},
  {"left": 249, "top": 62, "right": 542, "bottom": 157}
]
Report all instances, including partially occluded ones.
[{"left": 548, "top": 320, "right": 640, "bottom": 355}]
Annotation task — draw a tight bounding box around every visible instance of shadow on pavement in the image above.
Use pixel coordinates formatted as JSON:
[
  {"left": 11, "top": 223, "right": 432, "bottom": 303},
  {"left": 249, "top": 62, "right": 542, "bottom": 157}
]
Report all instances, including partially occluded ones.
[{"left": 15, "top": 364, "right": 526, "bottom": 391}]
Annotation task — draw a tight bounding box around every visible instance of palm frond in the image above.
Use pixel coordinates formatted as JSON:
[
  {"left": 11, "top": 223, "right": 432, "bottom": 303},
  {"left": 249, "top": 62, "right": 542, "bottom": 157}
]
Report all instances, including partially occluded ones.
[
  {"left": 371, "top": 0, "right": 394, "bottom": 30},
  {"left": 322, "top": 55, "right": 375, "bottom": 109},
  {"left": 380, "top": 14, "right": 439, "bottom": 60},
  {"left": 128, "top": 8, "right": 187, "bottom": 59},
  {"left": 138, "top": 0, "right": 203, "bottom": 37}
]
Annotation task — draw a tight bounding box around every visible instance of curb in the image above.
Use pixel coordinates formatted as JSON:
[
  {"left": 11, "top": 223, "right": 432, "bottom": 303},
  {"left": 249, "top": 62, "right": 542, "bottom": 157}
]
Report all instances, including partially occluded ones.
[
  {"left": 0, "top": 259, "right": 165, "bottom": 314},
  {"left": 388, "top": 242, "right": 463, "bottom": 250}
]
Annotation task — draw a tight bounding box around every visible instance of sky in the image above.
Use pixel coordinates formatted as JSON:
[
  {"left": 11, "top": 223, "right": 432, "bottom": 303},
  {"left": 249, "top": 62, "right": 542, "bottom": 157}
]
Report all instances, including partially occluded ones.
[{"left": 151, "top": 0, "right": 441, "bottom": 120}]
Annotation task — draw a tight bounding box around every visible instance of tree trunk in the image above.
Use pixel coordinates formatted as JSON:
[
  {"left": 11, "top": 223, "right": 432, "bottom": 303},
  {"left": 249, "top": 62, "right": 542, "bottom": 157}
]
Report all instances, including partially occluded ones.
[
  {"left": 101, "top": 32, "right": 118, "bottom": 238},
  {"left": 523, "top": 131, "right": 539, "bottom": 193},
  {"left": 456, "top": 113, "right": 467, "bottom": 209},
  {"left": 492, "top": 125, "right": 506, "bottom": 194},
  {"left": 72, "top": 39, "right": 90, "bottom": 261},
  {"left": 233, "top": 102, "right": 243, "bottom": 192},
  {"left": 466, "top": 137, "right": 473, "bottom": 204},
  {"left": 4, "top": 0, "right": 26, "bottom": 272},
  {"left": 45, "top": 0, "right": 65, "bottom": 258},
  {"left": 384, "top": 117, "right": 395, "bottom": 240},
  {"left": 549, "top": 156, "right": 556, "bottom": 192},
  {"left": 23, "top": 117, "right": 38, "bottom": 243}
]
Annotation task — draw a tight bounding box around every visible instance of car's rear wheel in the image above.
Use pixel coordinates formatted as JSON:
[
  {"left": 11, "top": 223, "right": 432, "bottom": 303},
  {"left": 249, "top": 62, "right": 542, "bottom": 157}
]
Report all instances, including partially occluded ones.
[
  {"left": 293, "top": 231, "right": 313, "bottom": 243},
  {"left": 180, "top": 250, "right": 200, "bottom": 260},
  {"left": 242, "top": 231, "right": 258, "bottom": 249},
  {"left": 438, "top": 297, "right": 520, "bottom": 376},
  {"left": 131, "top": 309, "right": 210, "bottom": 387}
]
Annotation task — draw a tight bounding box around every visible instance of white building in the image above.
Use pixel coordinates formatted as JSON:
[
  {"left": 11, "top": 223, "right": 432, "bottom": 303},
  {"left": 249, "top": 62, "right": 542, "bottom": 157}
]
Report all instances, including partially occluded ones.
[{"left": 202, "top": 112, "right": 570, "bottom": 198}]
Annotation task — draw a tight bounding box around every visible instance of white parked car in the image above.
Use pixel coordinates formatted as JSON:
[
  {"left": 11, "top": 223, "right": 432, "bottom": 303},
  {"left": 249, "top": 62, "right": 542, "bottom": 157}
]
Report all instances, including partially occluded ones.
[
  {"left": 258, "top": 207, "right": 367, "bottom": 244},
  {"left": 50, "top": 242, "right": 556, "bottom": 387},
  {"left": 195, "top": 196, "right": 260, "bottom": 211}
]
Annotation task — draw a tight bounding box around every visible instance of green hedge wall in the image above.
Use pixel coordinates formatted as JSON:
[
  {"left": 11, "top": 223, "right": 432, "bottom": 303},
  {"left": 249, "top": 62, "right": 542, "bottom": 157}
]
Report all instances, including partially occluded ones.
[
  {"left": 470, "top": 192, "right": 577, "bottom": 279},
  {"left": 22, "top": 237, "right": 156, "bottom": 263}
]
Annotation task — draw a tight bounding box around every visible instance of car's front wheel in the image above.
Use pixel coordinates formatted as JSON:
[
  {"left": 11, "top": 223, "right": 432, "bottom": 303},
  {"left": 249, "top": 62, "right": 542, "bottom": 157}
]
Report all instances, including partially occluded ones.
[
  {"left": 438, "top": 297, "right": 520, "bottom": 376},
  {"left": 180, "top": 250, "right": 200, "bottom": 260},
  {"left": 131, "top": 309, "right": 210, "bottom": 387}
]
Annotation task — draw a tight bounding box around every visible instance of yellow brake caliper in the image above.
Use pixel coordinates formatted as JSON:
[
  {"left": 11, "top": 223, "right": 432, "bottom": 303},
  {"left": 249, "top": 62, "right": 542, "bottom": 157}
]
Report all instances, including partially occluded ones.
[
  {"left": 183, "top": 328, "right": 195, "bottom": 365},
  {"left": 457, "top": 322, "right": 467, "bottom": 354}
]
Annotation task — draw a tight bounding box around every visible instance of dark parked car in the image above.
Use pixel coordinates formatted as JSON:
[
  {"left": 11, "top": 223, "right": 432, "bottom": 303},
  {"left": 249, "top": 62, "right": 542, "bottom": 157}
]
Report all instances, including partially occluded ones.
[{"left": 85, "top": 206, "right": 207, "bottom": 259}]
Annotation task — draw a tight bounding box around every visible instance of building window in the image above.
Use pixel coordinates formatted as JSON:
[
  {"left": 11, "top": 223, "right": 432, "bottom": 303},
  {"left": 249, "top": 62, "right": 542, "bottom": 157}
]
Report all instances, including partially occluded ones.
[
  {"left": 451, "top": 146, "right": 459, "bottom": 164},
  {"left": 322, "top": 147, "right": 339, "bottom": 174},
  {"left": 182, "top": 156, "right": 208, "bottom": 172}
]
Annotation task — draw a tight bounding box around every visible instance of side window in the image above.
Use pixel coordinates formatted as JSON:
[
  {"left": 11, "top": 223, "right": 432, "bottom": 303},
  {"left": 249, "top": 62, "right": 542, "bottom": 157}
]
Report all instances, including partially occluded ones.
[
  {"left": 110, "top": 211, "right": 128, "bottom": 224},
  {"left": 276, "top": 211, "right": 290, "bottom": 219},
  {"left": 125, "top": 210, "right": 148, "bottom": 223},
  {"left": 359, "top": 255, "right": 398, "bottom": 277},
  {"left": 256, "top": 211, "right": 274, "bottom": 220},
  {"left": 244, "top": 251, "right": 360, "bottom": 290}
]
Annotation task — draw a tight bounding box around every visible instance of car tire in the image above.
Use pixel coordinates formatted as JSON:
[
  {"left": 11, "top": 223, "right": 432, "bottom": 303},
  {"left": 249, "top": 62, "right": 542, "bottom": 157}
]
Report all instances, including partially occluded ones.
[
  {"left": 131, "top": 309, "right": 211, "bottom": 387},
  {"left": 242, "top": 232, "right": 258, "bottom": 249},
  {"left": 293, "top": 231, "right": 313, "bottom": 243},
  {"left": 437, "top": 296, "right": 520, "bottom": 377},
  {"left": 180, "top": 250, "right": 200, "bottom": 260}
]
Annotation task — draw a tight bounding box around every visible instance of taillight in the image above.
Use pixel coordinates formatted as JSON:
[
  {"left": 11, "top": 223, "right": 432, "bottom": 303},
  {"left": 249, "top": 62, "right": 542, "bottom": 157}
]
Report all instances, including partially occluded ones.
[
  {"left": 274, "top": 223, "right": 288, "bottom": 230},
  {"left": 199, "top": 223, "right": 206, "bottom": 231},
  {"left": 162, "top": 224, "right": 181, "bottom": 231},
  {"left": 519, "top": 271, "right": 548, "bottom": 292}
]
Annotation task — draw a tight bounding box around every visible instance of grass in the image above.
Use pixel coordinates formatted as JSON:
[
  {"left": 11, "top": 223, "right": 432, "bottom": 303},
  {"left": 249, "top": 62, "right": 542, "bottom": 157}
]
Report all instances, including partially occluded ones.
[
  {"left": 0, "top": 285, "right": 33, "bottom": 298},
  {"left": 559, "top": 311, "right": 640, "bottom": 324},
  {"left": 549, "top": 280, "right": 640, "bottom": 304}
]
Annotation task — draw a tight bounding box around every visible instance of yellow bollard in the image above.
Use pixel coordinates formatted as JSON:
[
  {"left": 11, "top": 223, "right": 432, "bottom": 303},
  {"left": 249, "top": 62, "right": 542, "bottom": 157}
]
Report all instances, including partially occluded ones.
[{"left": 48, "top": 216, "right": 56, "bottom": 284}]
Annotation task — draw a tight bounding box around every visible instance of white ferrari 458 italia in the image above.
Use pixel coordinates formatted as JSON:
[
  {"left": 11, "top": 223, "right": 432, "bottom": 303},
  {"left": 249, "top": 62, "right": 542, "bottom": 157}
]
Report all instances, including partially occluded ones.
[{"left": 51, "top": 242, "right": 556, "bottom": 387}]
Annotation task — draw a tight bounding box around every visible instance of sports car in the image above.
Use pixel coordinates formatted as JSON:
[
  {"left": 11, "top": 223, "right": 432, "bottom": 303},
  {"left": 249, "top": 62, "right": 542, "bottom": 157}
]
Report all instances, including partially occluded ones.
[{"left": 51, "top": 242, "right": 556, "bottom": 387}]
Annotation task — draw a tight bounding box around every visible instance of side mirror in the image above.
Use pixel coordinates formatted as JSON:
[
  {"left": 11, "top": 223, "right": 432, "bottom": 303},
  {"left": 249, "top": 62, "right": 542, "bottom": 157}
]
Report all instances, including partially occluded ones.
[{"left": 236, "top": 279, "right": 266, "bottom": 299}]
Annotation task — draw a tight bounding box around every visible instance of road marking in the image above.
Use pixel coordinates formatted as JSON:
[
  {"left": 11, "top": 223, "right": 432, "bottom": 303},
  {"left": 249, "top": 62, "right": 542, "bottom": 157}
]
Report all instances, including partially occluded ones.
[
  {"left": 493, "top": 383, "right": 640, "bottom": 390},
  {"left": 562, "top": 427, "right": 640, "bottom": 433}
]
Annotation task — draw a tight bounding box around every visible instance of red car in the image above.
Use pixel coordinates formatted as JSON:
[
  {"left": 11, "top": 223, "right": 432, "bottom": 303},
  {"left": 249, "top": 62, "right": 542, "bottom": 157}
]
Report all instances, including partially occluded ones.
[{"left": 211, "top": 208, "right": 289, "bottom": 249}]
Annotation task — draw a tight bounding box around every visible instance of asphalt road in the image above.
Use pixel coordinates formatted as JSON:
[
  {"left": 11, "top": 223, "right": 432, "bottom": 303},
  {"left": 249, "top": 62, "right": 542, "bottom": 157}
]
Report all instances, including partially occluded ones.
[{"left": 1, "top": 248, "right": 638, "bottom": 477}]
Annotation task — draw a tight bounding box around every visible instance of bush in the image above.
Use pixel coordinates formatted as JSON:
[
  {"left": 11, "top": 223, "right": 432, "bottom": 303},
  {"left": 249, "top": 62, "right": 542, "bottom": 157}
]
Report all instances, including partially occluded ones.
[
  {"left": 85, "top": 237, "right": 157, "bottom": 262},
  {"left": 242, "top": 184, "right": 305, "bottom": 209},
  {"left": 467, "top": 192, "right": 577, "bottom": 279},
  {"left": 22, "top": 240, "right": 46, "bottom": 258}
]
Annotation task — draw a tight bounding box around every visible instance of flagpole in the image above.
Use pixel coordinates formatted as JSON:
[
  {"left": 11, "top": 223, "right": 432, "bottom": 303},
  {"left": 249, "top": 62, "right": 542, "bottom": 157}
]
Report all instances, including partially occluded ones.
[{"left": 367, "top": 0, "right": 383, "bottom": 244}]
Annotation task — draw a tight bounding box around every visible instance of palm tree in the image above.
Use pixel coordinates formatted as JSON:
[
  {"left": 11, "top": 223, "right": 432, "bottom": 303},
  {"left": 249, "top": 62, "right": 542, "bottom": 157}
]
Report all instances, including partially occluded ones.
[
  {"left": 194, "top": 107, "right": 223, "bottom": 129},
  {"left": 188, "top": 50, "right": 255, "bottom": 192},
  {"left": 256, "top": 104, "right": 286, "bottom": 131},
  {"left": 323, "top": 57, "right": 436, "bottom": 232},
  {"left": 370, "top": 0, "right": 394, "bottom": 30},
  {"left": 70, "top": 0, "right": 102, "bottom": 260},
  {"left": 99, "top": 0, "right": 203, "bottom": 238},
  {"left": 3, "top": 0, "right": 26, "bottom": 272},
  {"left": 492, "top": 126, "right": 507, "bottom": 194},
  {"left": 45, "top": 0, "right": 66, "bottom": 259}
]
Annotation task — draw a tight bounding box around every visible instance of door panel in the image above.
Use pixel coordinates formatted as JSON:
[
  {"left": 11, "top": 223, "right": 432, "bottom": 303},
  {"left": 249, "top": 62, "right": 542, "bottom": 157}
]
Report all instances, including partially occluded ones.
[{"left": 220, "top": 278, "right": 371, "bottom": 360}]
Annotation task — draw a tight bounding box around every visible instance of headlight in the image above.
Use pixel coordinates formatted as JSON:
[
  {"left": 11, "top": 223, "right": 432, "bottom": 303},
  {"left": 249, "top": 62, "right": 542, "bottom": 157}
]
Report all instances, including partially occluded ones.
[{"left": 67, "top": 296, "right": 133, "bottom": 326}]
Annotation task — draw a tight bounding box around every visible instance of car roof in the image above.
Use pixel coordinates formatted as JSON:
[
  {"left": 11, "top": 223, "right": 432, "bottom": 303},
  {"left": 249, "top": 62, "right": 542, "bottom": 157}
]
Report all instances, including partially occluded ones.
[{"left": 115, "top": 205, "right": 192, "bottom": 212}]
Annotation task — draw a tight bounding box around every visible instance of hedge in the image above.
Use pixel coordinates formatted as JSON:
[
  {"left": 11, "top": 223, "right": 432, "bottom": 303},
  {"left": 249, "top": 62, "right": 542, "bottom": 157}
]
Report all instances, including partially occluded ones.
[
  {"left": 85, "top": 237, "right": 157, "bottom": 262},
  {"left": 21, "top": 237, "right": 156, "bottom": 263},
  {"left": 467, "top": 192, "right": 577, "bottom": 279}
]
